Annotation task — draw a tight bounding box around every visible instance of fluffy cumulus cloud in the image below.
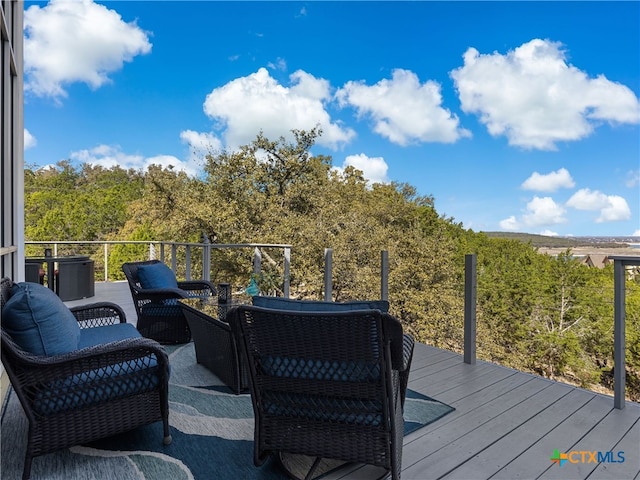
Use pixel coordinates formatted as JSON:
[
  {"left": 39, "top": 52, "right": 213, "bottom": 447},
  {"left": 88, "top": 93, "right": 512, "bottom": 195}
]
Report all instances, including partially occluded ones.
[
  {"left": 24, "top": 0, "right": 152, "bottom": 100},
  {"left": 522, "top": 196, "right": 567, "bottom": 227},
  {"left": 203, "top": 68, "right": 355, "bottom": 150},
  {"left": 521, "top": 168, "right": 575, "bottom": 192},
  {"left": 69, "top": 144, "right": 198, "bottom": 176},
  {"left": 451, "top": 39, "right": 640, "bottom": 150},
  {"left": 336, "top": 69, "right": 471, "bottom": 146},
  {"left": 334, "top": 153, "right": 389, "bottom": 184},
  {"left": 24, "top": 129, "right": 37, "bottom": 150},
  {"left": 566, "top": 188, "right": 631, "bottom": 223},
  {"left": 500, "top": 196, "right": 567, "bottom": 231}
]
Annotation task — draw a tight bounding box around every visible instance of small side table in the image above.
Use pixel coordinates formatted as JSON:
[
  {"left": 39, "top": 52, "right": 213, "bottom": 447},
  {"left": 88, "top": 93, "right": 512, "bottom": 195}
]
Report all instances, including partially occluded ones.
[{"left": 179, "top": 297, "right": 249, "bottom": 394}]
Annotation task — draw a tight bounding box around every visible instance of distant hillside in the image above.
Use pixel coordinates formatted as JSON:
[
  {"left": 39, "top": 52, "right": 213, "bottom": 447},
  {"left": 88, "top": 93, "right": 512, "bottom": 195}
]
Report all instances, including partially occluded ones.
[{"left": 481, "top": 232, "right": 628, "bottom": 249}]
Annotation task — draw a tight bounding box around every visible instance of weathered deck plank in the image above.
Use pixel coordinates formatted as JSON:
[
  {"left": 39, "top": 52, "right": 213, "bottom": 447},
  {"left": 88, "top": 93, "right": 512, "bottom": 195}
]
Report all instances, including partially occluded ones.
[{"left": 70, "top": 282, "right": 640, "bottom": 480}]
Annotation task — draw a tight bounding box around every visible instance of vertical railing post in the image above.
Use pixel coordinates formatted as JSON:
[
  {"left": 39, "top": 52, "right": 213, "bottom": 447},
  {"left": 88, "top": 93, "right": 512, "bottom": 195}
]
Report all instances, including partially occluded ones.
[
  {"left": 202, "top": 234, "right": 211, "bottom": 282},
  {"left": 103, "top": 243, "right": 108, "bottom": 282},
  {"left": 464, "top": 253, "right": 477, "bottom": 365},
  {"left": 381, "top": 250, "right": 389, "bottom": 301},
  {"left": 253, "top": 247, "right": 262, "bottom": 275},
  {"left": 171, "top": 244, "right": 177, "bottom": 273},
  {"left": 324, "top": 248, "right": 333, "bottom": 301},
  {"left": 185, "top": 245, "right": 192, "bottom": 280},
  {"left": 283, "top": 247, "right": 290, "bottom": 298},
  {"left": 613, "top": 257, "right": 627, "bottom": 409}
]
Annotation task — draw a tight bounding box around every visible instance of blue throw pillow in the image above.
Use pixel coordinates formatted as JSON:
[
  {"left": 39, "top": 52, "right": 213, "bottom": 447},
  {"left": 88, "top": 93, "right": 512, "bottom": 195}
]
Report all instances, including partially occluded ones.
[
  {"left": 137, "top": 262, "right": 178, "bottom": 289},
  {"left": 252, "top": 296, "right": 389, "bottom": 313},
  {"left": 2, "top": 282, "right": 81, "bottom": 356}
]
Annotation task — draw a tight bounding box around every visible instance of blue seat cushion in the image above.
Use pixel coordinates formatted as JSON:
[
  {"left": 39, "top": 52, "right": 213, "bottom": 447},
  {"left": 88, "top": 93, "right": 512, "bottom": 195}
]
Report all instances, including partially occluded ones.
[
  {"left": 34, "top": 353, "right": 162, "bottom": 415},
  {"left": 33, "top": 323, "right": 165, "bottom": 415},
  {"left": 78, "top": 322, "right": 142, "bottom": 349},
  {"left": 137, "top": 262, "right": 178, "bottom": 289},
  {"left": 252, "top": 296, "right": 389, "bottom": 313},
  {"left": 2, "top": 282, "right": 80, "bottom": 356}
]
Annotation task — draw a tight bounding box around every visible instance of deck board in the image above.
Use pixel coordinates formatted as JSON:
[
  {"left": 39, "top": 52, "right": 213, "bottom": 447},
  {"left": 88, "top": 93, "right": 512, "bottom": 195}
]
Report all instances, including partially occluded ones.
[
  {"left": 441, "top": 388, "right": 594, "bottom": 479},
  {"left": 67, "top": 282, "right": 640, "bottom": 480}
]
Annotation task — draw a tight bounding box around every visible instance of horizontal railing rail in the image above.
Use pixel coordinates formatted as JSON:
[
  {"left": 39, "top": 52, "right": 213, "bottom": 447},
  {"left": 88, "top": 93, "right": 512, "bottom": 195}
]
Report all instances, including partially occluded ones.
[{"left": 25, "top": 240, "right": 292, "bottom": 297}]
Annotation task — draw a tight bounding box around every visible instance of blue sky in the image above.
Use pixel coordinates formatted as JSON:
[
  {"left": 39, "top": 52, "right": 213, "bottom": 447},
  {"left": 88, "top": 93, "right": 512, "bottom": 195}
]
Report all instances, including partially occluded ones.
[{"left": 23, "top": 1, "right": 640, "bottom": 237}]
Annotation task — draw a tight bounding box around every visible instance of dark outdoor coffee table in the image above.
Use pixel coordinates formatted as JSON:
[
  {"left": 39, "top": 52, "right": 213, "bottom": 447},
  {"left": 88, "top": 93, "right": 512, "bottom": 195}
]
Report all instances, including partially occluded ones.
[{"left": 179, "top": 297, "right": 249, "bottom": 394}]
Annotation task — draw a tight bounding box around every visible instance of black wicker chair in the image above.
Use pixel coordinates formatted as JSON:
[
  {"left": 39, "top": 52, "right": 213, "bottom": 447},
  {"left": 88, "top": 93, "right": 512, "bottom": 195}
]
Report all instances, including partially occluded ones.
[
  {"left": 0, "top": 277, "right": 171, "bottom": 480},
  {"left": 122, "top": 260, "right": 216, "bottom": 344},
  {"left": 228, "top": 305, "right": 415, "bottom": 480}
]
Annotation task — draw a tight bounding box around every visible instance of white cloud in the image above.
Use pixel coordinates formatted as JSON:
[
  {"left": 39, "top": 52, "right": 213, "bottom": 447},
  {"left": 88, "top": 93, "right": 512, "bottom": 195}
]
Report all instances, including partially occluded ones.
[
  {"left": 69, "top": 144, "right": 197, "bottom": 176},
  {"left": 539, "top": 229, "right": 559, "bottom": 236},
  {"left": 180, "top": 130, "right": 223, "bottom": 165},
  {"left": 336, "top": 69, "right": 471, "bottom": 146},
  {"left": 499, "top": 215, "right": 520, "bottom": 231},
  {"left": 334, "top": 153, "right": 389, "bottom": 184},
  {"left": 522, "top": 196, "right": 567, "bottom": 227},
  {"left": 521, "top": 167, "right": 575, "bottom": 192},
  {"left": 203, "top": 67, "right": 355, "bottom": 151},
  {"left": 451, "top": 39, "right": 640, "bottom": 150},
  {"left": 626, "top": 170, "right": 640, "bottom": 188},
  {"left": 24, "top": 0, "right": 152, "bottom": 100},
  {"left": 633, "top": 229, "right": 640, "bottom": 237},
  {"left": 24, "top": 129, "right": 37, "bottom": 150},
  {"left": 566, "top": 188, "right": 631, "bottom": 223}
]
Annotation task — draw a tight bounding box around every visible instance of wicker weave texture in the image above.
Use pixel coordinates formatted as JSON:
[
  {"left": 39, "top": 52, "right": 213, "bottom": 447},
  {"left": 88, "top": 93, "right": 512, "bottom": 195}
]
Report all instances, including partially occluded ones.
[
  {"left": 121, "top": 260, "right": 217, "bottom": 344},
  {"left": 229, "top": 305, "right": 414, "bottom": 480},
  {"left": 181, "top": 302, "right": 249, "bottom": 393},
  {"left": 1, "top": 277, "right": 171, "bottom": 480}
]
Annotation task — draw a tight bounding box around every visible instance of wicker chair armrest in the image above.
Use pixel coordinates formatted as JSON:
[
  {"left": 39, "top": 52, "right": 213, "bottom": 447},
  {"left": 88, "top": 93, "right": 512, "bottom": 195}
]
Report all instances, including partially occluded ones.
[
  {"left": 400, "top": 333, "right": 415, "bottom": 372},
  {"left": 177, "top": 280, "right": 217, "bottom": 295},
  {"left": 70, "top": 302, "right": 126, "bottom": 327},
  {"left": 132, "top": 287, "right": 190, "bottom": 301},
  {"left": 382, "top": 313, "right": 414, "bottom": 372},
  {"left": 7, "top": 336, "right": 169, "bottom": 392}
]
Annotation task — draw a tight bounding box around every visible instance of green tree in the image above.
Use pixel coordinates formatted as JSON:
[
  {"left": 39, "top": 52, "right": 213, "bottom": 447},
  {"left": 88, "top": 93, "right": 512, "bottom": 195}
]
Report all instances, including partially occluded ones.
[{"left": 24, "top": 131, "right": 639, "bottom": 400}]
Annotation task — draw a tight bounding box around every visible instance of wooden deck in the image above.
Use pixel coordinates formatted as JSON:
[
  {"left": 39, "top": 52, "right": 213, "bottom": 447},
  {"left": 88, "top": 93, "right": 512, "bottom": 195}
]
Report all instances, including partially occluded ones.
[{"left": 67, "top": 282, "right": 640, "bottom": 480}]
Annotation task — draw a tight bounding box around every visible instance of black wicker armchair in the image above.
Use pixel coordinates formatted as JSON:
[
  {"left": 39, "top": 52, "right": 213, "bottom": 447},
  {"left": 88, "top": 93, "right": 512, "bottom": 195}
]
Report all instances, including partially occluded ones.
[
  {"left": 122, "top": 260, "right": 216, "bottom": 344},
  {"left": 1, "top": 277, "right": 171, "bottom": 480},
  {"left": 228, "top": 305, "right": 415, "bottom": 480}
]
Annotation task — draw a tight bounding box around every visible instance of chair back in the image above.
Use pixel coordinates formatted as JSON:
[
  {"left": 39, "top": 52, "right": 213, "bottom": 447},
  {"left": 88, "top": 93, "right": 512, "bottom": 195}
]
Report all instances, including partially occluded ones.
[
  {"left": 0, "top": 278, "right": 21, "bottom": 363},
  {"left": 1, "top": 278, "right": 42, "bottom": 412},
  {"left": 122, "top": 259, "right": 162, "bottom": 289},
  {"left": 229, "top": 305, "right": 403, "bottom": 472},
  {"left": 1, "top": 276, "right": 13, "bottom": 309},
  {"left": 1, "top": 277, "right": 17, "bottom": 356},
  {"left": 121, "top": 260, "right": 199, "bottom": 344},
  {"left": 121, "top": 260, "right": 162, "bottom": 315}
]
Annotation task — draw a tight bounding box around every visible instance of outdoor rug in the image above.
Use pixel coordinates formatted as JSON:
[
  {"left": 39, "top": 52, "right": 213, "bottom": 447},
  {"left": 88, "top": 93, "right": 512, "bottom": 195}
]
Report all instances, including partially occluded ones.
[{"left": 1, "top": 343, "right": 454, "bottom": 479}]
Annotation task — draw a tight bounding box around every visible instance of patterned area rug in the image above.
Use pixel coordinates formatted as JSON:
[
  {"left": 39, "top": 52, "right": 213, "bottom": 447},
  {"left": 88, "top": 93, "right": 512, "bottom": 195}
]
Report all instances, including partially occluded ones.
[{"left": 1, "top": 343, "right": 454, "bottom": 479}]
